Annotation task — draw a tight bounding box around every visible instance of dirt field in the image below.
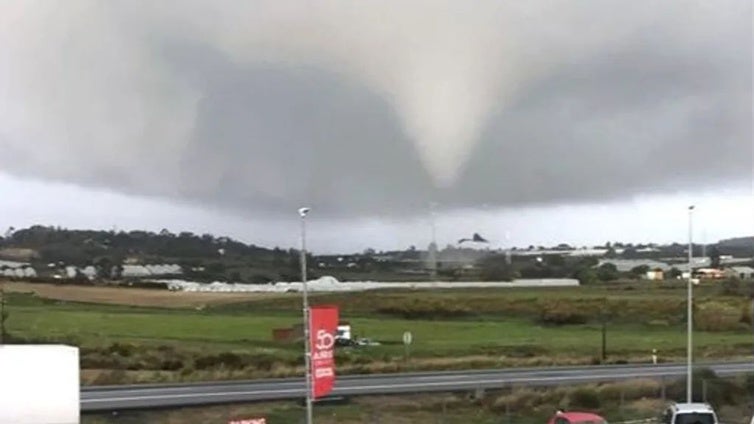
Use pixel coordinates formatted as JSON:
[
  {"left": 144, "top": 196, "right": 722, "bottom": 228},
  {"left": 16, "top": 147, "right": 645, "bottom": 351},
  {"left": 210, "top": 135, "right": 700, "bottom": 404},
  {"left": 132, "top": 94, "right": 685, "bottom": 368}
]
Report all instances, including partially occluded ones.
[{"left": 1, "top": 281, "right": 286, "bottom": 308}]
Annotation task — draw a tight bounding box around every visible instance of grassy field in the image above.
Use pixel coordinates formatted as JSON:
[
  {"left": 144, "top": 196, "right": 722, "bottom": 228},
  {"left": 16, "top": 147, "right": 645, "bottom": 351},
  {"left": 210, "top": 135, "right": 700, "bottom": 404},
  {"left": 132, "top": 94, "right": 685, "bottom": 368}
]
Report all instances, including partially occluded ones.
[{"left": 1, "top": 279, "right": 753, "bottom": 385}]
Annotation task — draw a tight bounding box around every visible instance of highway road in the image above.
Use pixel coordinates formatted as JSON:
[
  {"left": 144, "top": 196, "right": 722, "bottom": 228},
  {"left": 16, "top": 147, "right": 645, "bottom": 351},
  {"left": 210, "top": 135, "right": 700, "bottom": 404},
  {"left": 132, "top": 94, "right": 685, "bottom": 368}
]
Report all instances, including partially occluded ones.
[{"left": 82, "top": 361, "right": 754, "bottom": 412}]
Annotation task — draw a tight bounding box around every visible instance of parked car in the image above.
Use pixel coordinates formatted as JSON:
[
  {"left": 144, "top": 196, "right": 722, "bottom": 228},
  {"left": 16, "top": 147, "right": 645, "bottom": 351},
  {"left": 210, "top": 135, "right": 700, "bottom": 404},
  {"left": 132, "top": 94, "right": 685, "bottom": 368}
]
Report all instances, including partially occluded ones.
[
  {"left": 661, "top": 402, "right": 718, "bottom": 424},
  {"left": 547, "top": 411, "right": 607, "bottom": 424}
]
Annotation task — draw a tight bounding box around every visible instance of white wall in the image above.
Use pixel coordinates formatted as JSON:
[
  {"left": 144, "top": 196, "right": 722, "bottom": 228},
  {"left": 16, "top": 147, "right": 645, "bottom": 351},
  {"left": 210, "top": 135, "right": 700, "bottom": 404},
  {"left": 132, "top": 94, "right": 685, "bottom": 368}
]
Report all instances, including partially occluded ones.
[{"left": 0, "top": 345, "right": 79, "bottom": 424}]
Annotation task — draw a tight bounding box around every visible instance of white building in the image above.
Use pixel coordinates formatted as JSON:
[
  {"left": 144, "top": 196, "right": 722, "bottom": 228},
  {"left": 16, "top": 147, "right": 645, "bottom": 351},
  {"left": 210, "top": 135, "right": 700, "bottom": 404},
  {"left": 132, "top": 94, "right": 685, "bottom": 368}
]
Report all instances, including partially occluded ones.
[
  {"left": 1, "top": 265, "right": 37, "bottom": 278},
  {"left": 121, "top": 264, "right": 183, "bottom": 278},
  {"left": 726, "top": 266, "right": 754, "bottom": 280}
]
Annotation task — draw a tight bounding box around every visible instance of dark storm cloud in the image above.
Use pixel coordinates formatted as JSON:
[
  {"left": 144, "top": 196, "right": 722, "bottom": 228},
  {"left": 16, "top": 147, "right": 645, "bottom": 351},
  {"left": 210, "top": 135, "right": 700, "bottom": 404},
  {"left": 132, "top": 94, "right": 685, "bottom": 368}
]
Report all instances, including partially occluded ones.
[{"left": 0, "top": 1, "right": 750, "bottom": 219}]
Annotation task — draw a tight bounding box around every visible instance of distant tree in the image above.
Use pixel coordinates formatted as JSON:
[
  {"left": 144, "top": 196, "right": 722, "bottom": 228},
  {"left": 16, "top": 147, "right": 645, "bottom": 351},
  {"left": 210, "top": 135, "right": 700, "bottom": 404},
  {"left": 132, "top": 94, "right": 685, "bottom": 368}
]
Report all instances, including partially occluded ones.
[
  {"left": 668, "top": 267, "right": 682, "bottom": 279},
  {"left": 95, "top": 257, "right": 113, "bottom": 279},
  {"left": 575, "top": 267, "right": 599, "bottom": 285},
  {"left": 597, "top": 263, "right": 619, "bottom": 281},
  {"left": 708, "top": 246, "right": 721, "bottom": 269},
  {"left": 521, "top": 265, "right": 552, "bottom": 278},
  {"left": 622, "top": 247, "right": 638, "bottom": 258},
  {"left": 288, "top": 252, "right": 300, "bottom": 271},
  {"left": 576, "top": 257, "right": 600, "bottom": 268},
  {"left": 544, "top": 255, "right": 565, "bottom": 267},
  {"left": 249, "top": 274, "right": 272, "bottom": 284},
  {"left": 480, "top": 262, "right": 516, "bottom": 282},
  {"left": 630, "top": 265, "right": 650, "bottom": 278},
  {"left": 205, "top": 262, "right": 226, "bottom": 274}
]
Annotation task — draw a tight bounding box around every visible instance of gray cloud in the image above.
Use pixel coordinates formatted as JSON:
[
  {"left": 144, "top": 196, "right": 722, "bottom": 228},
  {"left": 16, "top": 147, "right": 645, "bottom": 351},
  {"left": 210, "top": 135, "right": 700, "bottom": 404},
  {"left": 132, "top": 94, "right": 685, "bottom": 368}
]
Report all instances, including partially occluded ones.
[{"left": 0, "top": 0, "right": 750, "bottom": 219}]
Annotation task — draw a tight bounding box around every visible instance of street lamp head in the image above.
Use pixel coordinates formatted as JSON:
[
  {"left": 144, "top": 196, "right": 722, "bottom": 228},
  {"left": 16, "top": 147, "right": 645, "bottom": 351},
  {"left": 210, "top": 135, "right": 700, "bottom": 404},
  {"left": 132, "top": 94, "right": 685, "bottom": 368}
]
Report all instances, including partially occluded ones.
[
  {"left": 298, "top": 207, "right": 311, "bottom": 217},
  {"left": 688, "top": 205, "right": 695, "bottom": 210}
]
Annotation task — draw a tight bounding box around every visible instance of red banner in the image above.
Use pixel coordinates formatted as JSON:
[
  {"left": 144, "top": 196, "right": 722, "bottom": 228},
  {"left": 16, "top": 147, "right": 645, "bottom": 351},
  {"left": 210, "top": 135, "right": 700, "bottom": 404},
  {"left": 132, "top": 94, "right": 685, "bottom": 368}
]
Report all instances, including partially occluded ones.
[{"left": 309, "top": 305, "right": 339, "bottom": 399}]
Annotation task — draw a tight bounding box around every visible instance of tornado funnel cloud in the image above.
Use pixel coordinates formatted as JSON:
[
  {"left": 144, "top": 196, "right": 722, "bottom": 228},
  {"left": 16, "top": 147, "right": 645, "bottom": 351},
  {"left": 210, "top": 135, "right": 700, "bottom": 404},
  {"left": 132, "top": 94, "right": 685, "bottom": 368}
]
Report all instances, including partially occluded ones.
[{"left": 0, "top": 0, "right": 749, "bottom": 217}]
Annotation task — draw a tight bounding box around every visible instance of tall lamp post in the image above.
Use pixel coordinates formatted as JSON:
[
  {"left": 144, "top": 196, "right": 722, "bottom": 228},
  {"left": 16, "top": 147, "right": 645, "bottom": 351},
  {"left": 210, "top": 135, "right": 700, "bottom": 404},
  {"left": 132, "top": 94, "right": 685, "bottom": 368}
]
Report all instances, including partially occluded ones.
[
  {"left": 686, "top": 205, "right": 695, "bottom": 403},
  {"left": 429, "top": 202, "right": 438, "bottom": 280},
  {"left": 298, "top": 207, "right": 313, "bottom": 424}
]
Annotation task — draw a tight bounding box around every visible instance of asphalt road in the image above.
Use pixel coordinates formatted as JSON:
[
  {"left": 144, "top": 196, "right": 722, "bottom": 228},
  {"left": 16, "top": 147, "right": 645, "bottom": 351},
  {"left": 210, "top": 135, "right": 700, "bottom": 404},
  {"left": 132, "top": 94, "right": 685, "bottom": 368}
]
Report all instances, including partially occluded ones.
[{"left": 81, "top": 361, "right": 754, "bottom": 412}]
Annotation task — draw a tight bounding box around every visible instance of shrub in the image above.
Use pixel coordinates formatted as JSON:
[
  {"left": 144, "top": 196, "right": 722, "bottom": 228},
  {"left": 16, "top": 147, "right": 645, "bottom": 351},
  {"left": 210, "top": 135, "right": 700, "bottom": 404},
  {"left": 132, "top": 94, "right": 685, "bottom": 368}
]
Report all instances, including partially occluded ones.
[
  {"left": 695, "top": 301, "right": 741, "bottom": 332},
  {"left": 539, "top": 302, "right": 589, "bottom": 325},
  {"left": 491, "top": 388, "right": 542, "bottom": 411},
  {"left": 376, "top": 298, "right": 472, "bottom": 319},
  {"left": 107, "top": 342, "right": 135, "bottom": 357},
  {"left": 195, "top": 352, "right": 246, "bottom": 370},
  {"left": 91, "top": 369, "right": 128, "bottom": 385},
  {"left": 745, "top": 373, "right": 754, "bottom": 394},
  {"left": 666, "top": 368, "right": 737, "bottom": 405},
  {"left": 719, "top": 278, "right": 743, "bottom": 296},
  {"left": 568, "top": 387, "right": 601, "bottom": 409},
  {"left": 160, "top": 359, "right": 184, "bottom": 371},
  {"left": 575, "top": 268, "right": 599, "bottom": 285},
  {"left": 81, "top": 352, "right": 128, "bottom": 369},
  {"left": 598, "top": 379, "right": 660, "bottom": 400}
]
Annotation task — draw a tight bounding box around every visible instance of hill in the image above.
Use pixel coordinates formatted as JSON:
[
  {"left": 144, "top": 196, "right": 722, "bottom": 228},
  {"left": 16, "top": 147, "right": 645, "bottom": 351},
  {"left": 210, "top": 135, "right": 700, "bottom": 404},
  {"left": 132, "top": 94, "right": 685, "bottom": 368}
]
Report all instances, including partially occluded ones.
[{"left": 0, "top": 225, "right": 299, "bottom": 283}]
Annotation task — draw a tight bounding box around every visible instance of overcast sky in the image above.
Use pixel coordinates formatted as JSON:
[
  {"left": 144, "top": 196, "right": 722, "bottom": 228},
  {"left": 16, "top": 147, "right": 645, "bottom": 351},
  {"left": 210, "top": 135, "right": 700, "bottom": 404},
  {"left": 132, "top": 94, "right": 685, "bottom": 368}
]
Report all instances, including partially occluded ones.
[{"left": 1, "top": 1, "right": 751, "bottom": 253}]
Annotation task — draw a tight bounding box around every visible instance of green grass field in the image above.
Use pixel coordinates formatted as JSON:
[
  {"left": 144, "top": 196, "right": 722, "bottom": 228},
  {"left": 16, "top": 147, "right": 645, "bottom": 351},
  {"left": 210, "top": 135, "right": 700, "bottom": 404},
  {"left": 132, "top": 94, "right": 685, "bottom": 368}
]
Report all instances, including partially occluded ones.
[{"left": 2, "top": 281, "right": 753, "bottom": 385}]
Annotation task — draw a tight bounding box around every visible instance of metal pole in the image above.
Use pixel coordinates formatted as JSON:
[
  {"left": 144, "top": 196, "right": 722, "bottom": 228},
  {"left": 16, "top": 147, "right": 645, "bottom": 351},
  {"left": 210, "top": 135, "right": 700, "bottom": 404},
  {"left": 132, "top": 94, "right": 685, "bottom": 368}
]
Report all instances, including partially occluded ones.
[
  {"left": 429, "top": 202, "right": 437, "bottom": 280},
  {"left": 0, "top": 281, "right": 5, "bottom": 344},
  {"left": 299, "top": 208, "right": 313, "bottom": 424},
  {"left": 601, "top": 319, "right": 607, "bottom": 363},
  {"left": 687, "top": 205, "right": 694, "bottom": 403}
]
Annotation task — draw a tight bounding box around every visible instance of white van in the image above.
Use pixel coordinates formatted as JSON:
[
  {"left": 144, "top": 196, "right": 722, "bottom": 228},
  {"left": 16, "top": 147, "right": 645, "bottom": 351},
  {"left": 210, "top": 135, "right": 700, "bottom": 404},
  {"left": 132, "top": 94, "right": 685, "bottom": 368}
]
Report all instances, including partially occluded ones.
[{"left": 662, "top": 403, "right": 718, "bottom": 424}]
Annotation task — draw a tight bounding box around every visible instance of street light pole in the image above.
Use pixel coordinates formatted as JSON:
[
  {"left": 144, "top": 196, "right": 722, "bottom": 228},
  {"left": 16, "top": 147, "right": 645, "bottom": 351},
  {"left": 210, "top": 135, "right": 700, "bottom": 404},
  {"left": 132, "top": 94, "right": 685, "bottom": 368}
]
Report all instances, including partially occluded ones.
[
  {"left": 298, "top": 207, "right": 313, "bottom": 424},
  {"left": 429, "top": 202, "right": 438, "bottom": 280},
  {"left": 687, "top": 205, "right": 695, "bottom": 403}
]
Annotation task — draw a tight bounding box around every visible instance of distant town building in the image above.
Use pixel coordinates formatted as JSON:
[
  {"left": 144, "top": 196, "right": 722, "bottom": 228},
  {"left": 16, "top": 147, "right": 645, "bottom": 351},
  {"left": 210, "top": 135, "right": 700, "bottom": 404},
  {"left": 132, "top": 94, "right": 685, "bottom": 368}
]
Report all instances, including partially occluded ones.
[
  {"left": 121, "top": 264, "right": 183, "bottom": 278},
  {"left": 0, "top": 260, "right": 29, "bottom": 269},
  {"left": 65, "top": 266, "right": 79, "bottom": 279},
  {"left": 1, "top": 264, "right": 37, "bottom": 278},
  {"left": 725, "top": 266, "right": 754, "bottom": 280},
  {"left": 598, "top": 259, "right": 670, "bottom": 273},
  {"left": 645, "top": 270, "right": 664, "bottom": 281},
  {"left": 695, "top": 268, "right": 725, "bottom": 279}
]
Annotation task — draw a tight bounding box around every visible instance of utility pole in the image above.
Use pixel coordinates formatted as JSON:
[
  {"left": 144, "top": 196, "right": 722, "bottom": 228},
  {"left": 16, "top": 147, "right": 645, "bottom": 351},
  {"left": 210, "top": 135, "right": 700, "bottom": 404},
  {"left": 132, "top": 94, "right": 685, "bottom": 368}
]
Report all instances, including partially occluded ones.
[
  {"left": 687, "top": 205, "right": 695, "bottom": 403},
  {"left": 601, "top": 319, "right": 607, "bottom": 363},
  {"left": 298, "top": 207, "right": 313, "bottom": 424},
  {"left": 505, "top": 230, "right": 512, "bottom": 265},
  {"left": 600, "top": 298, "right": 608, "bottom": 363},
  {"left": 428, "top": 202, "right": 438, "bottom": 280},
  {"left": 750, "top": 292, "right": 754, "bottom": 412},
  {"left": 0, "top": 281, "right": 5, "bottom": 344},
  {"left": 0, "top": 282, "right": 8, "bottom": 345}
]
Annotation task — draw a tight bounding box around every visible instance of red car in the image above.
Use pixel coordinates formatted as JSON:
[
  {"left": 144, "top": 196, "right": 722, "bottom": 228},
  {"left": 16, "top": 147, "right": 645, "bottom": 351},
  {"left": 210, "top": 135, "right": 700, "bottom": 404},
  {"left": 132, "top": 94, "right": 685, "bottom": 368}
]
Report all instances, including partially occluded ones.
[{"left": 547, "top": 411, "right": 608, "bottom": 424}]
